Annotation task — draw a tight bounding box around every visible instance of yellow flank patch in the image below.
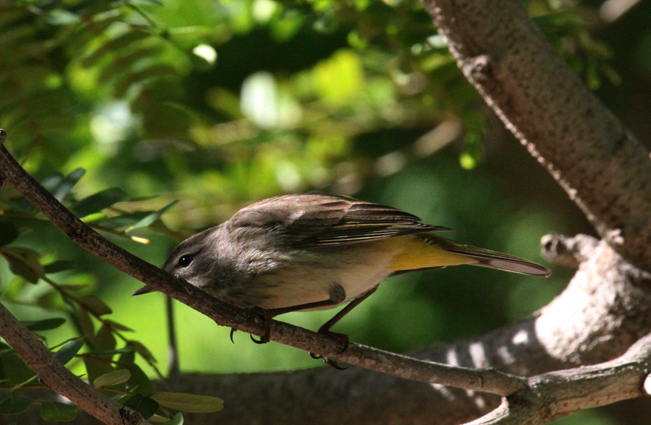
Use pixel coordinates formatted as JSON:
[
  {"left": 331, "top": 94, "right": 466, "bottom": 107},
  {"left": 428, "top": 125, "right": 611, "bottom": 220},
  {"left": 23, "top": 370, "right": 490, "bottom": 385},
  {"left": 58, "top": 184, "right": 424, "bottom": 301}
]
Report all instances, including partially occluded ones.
[{"left": 388, "top": 235, "right": 477, "bottom": 271}]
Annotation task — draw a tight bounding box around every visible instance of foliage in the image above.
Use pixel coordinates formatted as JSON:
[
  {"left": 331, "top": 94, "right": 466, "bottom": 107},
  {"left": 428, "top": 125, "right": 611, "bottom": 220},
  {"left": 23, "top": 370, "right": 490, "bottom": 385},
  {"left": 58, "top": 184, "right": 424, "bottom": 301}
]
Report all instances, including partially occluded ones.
[{"left": 0, "top": 0, "right": 641, "bottom": 423}]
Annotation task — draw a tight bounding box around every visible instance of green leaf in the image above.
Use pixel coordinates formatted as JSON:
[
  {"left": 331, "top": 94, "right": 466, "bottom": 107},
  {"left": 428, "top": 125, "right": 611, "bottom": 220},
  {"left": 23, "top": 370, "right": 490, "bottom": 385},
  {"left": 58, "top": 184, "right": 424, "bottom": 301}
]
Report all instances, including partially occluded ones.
[
  {"left": 123, "top": 394, "right": 159, "bottom": 419},
  {"left": 0, "top": 353, "right": 35, "bottom": 385},
  {"left": 40, "top": 402, "right": 78, "bottom": 422},
  {"left": 81, "top": 32, "right": 151, "bottom": 68},
  {"left": 43, "top": 10, "right": 81, "bottom": 25},
  {"left": 98, "top": 211, "right": 156, "bottom": 229},
  {"left": 80, "top": 296, "right": 112, "bottom": 316},
  {"left": 0, "top": 222, "right": 19, "bottom": 246},
  {"left": 0, "top": 395, "right": 32, "bottom": 415},
  {"left": 128, "top": 340, "right": 156, "bottom": 363},
  {"left": 72, "top": 188, "right": 127, "bottom": 218},
  {"left": 75, "top": 308, "right": 95, "bottom": 342},
  {"left": 125, "top": 200, "right": 179, "bottom": 232},
  {"left": 150, "top": 392, "right": 223, "bottom": 413},
  {"left": 48, "top": 168, "right": 86, "bottom": 202},
  {"left": 103, "top": 319, "right": 134, "bottom": 332},
  {"left": 95, "top": 324, "right": 116, "bottom": 353},
  {"left": 160, "top": 412, "right": 184, "bottom": 425},
  {"left": 23, "top": 318, "right": 66, "bottom": 331},
  {"left": 1, "top": 247, "right": 44, "bottom": 283},
  {"left": 43, "top": 260, "right": 77, "bottom": 274},
  {"left": 95, "top": 346, "right": 136, "bottom": 356},
  {"left": 83, "top": 358, "right": 115, "bottom": 388},
  {"left": 54, "top": 339, "right": 84, "bottom": 365},
  {"left": 126, "top": 364, "right": 153, "bottom": 396},
  {"left": 94, "top": 369, "right": 131, "bottom": 388},
  {"left": 118, "top": 347, "right": 136, "bottom": 366}
]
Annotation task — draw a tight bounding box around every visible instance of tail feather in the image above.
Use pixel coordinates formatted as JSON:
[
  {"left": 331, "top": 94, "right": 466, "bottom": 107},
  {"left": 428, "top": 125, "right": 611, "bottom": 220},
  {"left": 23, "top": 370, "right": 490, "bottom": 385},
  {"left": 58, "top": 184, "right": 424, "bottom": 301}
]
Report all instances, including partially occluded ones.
[
  {"left": 446, "top": 245, "right": 551, "bottom": 276},
  {"left": 402, "top": 233, "right": 551, "bottom": 277}
]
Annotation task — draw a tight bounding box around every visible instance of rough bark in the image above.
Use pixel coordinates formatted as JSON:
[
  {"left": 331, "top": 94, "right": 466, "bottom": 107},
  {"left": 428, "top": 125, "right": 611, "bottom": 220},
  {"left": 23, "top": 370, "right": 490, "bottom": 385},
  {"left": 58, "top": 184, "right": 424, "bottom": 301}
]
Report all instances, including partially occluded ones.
[{"left": 421, "top": 0, "right": 651, "bottom": 271}]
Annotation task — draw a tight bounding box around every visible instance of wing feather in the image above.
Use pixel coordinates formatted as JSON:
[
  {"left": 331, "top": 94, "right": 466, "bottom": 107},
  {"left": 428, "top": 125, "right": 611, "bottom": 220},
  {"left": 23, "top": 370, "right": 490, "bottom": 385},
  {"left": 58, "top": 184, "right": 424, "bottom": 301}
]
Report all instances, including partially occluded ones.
[{"left": 229, "top": 194, "right": 450, "bottom": 248}]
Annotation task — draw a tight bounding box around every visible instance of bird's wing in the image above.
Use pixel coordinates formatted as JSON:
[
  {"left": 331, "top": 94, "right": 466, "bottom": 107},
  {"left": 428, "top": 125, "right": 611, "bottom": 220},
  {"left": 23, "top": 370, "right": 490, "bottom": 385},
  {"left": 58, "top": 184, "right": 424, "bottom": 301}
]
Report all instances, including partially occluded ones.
[{"left": 229, "top": 193, "right": 450, "bottom": 248}]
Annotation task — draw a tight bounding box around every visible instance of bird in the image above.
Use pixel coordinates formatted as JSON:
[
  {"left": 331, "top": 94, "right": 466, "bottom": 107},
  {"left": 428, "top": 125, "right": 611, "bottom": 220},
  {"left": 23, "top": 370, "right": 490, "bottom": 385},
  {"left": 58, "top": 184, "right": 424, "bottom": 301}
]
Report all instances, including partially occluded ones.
[{"left": 134, "top": 193, "right": 550, "bottom": 343}]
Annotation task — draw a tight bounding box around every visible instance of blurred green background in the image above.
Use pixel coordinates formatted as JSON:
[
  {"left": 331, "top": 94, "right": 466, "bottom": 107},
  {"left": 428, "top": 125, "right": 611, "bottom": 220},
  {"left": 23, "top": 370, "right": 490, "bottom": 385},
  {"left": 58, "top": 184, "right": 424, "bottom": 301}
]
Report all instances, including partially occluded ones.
[{"left": 0, "top": 0, "right": 649, "bottom": 423}]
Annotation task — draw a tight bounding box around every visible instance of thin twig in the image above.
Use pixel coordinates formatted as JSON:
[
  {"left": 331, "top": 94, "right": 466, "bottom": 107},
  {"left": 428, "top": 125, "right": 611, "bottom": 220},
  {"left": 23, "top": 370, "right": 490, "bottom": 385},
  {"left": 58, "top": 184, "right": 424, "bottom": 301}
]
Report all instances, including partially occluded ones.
[{"left": 166, "top": 294, "right": 179, "bottom": 378}]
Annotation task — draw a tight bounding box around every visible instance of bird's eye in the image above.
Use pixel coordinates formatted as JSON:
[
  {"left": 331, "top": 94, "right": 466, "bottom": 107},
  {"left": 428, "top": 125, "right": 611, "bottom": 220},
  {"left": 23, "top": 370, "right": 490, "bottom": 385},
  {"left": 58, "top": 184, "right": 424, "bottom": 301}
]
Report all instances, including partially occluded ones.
[{"left": 178, "top": 254, "right": 194, "bottom": 268}]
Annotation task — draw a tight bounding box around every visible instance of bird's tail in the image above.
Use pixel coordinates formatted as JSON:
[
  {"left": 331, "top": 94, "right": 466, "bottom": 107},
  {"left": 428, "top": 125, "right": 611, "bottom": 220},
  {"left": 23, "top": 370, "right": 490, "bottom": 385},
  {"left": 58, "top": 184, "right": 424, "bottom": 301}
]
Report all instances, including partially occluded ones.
[{"left": 390, "top": 233, "right": 551, "bottom": 277}]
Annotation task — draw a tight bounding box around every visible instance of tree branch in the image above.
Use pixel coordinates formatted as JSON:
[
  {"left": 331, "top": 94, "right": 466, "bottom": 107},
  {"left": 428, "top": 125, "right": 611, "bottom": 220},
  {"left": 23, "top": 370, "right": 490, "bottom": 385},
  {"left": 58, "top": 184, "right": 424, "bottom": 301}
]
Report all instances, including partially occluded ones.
[
  {"left": 421, "top": 0, "right": 651, "bottom": 271},
  {"left": 468, "top": 331, "right": 651, "bottom": 424},
  {"left": 0, "top": 301, "right": 147, "bottom": 425}
]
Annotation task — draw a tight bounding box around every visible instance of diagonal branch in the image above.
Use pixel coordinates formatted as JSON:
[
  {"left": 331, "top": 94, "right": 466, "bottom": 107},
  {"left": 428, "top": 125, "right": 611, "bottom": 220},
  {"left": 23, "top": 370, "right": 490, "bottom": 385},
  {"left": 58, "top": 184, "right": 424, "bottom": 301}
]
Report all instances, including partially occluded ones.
[{"left": 0, "top": 301, "right": 147, "bottom": 425}]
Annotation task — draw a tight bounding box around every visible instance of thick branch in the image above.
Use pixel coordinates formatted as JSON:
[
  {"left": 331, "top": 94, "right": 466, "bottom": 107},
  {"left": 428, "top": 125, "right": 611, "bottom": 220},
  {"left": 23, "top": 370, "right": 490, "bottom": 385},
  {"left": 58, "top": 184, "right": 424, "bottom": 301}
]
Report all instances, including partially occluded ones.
[
  {"left": 421, "top": 0, "right": 651, "bottom": 271},
  {"left": 469, "top": 332, "right": 651, "bottom": 424}
]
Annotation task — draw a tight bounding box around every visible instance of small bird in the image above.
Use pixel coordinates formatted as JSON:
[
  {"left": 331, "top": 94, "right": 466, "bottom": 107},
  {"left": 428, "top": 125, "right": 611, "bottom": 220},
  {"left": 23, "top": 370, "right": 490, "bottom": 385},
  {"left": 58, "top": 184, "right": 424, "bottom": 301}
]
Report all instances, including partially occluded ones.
[{"left": 134, "top": 194, "right": 550, "bottom": 342}]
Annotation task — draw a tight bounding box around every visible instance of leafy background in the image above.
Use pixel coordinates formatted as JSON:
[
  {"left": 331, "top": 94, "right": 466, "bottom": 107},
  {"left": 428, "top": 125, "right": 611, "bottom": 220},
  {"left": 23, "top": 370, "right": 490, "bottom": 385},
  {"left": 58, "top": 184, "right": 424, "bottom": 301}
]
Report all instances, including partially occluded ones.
[{"left": 0, "top": 0, "right": 650, "bottom": 423}]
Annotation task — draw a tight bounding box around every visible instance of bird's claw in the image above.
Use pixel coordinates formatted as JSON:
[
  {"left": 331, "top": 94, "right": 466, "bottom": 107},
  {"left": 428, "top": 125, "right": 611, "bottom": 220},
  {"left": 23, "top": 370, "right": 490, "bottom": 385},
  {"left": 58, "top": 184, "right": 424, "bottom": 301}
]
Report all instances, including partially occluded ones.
[
  {"left": 308, "top": 352, "right": 348, "bottom": 370},
  {"left": 250, "top": 334, "right": 270, "bottom": 344},
  {"left": 307, "top": 328, "right": 350, "bottom": 369}
]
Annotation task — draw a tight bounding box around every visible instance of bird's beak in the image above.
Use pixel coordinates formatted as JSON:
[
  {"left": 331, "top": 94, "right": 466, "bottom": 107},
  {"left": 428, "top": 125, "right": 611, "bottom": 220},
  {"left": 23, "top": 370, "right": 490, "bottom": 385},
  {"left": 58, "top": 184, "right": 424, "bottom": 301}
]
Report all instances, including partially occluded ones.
[{"left": 132, "top": 285, "right": 154, "bottom": 296}]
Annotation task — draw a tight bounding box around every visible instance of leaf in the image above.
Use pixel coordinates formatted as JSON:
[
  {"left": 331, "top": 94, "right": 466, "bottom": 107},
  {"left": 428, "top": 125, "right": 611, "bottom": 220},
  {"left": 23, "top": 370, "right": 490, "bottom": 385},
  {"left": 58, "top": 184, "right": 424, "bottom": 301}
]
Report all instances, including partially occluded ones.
[
  {"left": 95, "top": 324, "right": 116, "bottom": 353},
  {"left": 72, "top": 188, "right": 127, "bottom": 218},
  {"left": 0, "top": 395, "right": 32, "bottom": 414},
  {"left": 43, "top": 10, "right": 81, "bottom": 26},
  {"left": 150, "top": 392, "right": 223, "bottom": 413},
  {"left": 125, "top": 200, "right": 178, "bottom": 232},
  {"left": 94, "top": 369, "right": 131, "bottom": 388},
  {"left": 98, "top": 211, "right": 155, "bottom": 229},
  {"left": 48, "top": 168, "right": 86, "bottom": 202},
  {"left": 83, "top": 357, "right": 114, "bottom": 387},
  {"left": 81, "top": 31, "right": 150, "bottom": 68},
  {"left": 80, "top": 296, "right": 112, "bottom": 316},
  {"left": 75, "top": 308, "right": 95, "bottom": 342},
  {"left": 0, "top": 221, "right": 19, "bottom": 246},
  {"left": 103, "top": 319, "right": 134, "bottom": 332},
  {"left": 10, "top": 374, "right": 38, "bottom": 392},
  {"left": 97, "top": 346, "right": 136, "bottom": 356},
  {"left": 54, "top": 339, "right": 84, "bottom": 365},
  {"left": 43, "top": 260, "right": 77, "bottom": 274},
  {"left": 128, "top": 340, "right": 156, "bottom": 364},
  {"left": 118, "top": 347, "right": 136, "bottom": 366},
  {"left": 1, "top": 247, "right": 44, "bottom": 283},
  {"left": 22, "top": 318, "right": 66, "bottom": 331},
  {"left": 126, "top": 364, "right": 153, "bottom": 396},
  {"left": 40, "top": 402, "right": 78, "bottom": 422},
  {"left": 0, "top": 353, "right": 35, "bottom": 385},
  {"left": 159, "top": 412, "right": 183, "bottom": 425},
  {"left": 123, "top": 394, "right": 159, "bottom": 419}
]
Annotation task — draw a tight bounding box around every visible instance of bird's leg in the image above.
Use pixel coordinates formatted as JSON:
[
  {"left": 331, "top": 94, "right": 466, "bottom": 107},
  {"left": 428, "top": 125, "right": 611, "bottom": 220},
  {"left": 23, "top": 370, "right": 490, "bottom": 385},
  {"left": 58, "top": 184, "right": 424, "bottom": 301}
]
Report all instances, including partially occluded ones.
[
  {"left": 310, "top": 286, "right": 379, "bottom": 369},
  {"left": 248, "top": 285, "right": 347, "bottom": 344},
  {"left": 318, "top": 286, "right": 378, "bottom": 337}
]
